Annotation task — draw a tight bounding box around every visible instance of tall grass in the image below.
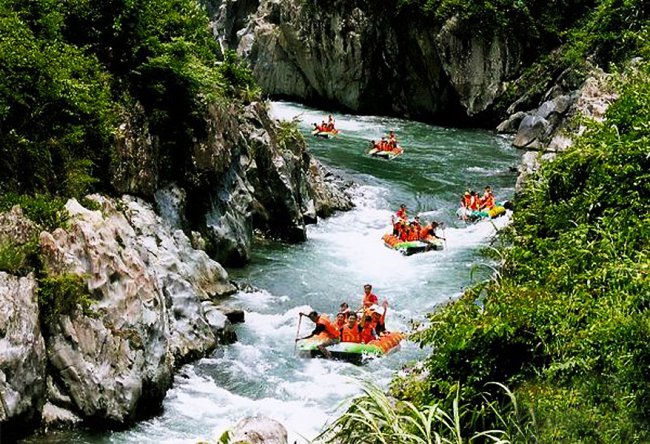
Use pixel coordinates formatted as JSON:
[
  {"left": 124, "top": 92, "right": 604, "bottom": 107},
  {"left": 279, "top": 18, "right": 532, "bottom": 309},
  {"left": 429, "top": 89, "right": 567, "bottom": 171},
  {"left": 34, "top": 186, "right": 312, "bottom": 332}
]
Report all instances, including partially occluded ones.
[{"left": 317, "top": 380, "right": 531, "bottom": 444}]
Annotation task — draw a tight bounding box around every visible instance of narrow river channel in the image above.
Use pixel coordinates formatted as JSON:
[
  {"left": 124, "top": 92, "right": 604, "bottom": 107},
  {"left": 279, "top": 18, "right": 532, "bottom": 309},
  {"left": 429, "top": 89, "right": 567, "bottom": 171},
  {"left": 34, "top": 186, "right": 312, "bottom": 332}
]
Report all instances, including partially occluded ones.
[{"left": 39, "top": 102, "right": 521, "bottom": 443}]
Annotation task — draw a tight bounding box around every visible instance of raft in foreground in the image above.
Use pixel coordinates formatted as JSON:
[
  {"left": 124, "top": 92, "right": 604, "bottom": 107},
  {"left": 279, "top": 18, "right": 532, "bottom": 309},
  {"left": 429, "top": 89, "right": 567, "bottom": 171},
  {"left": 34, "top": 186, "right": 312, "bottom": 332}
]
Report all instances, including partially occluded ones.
[
  {"left": 297, "top": 331, "right": 406, "bottom": 364},
  {"left": 382, "top": 234, "right": 444, "bottom": 255}
]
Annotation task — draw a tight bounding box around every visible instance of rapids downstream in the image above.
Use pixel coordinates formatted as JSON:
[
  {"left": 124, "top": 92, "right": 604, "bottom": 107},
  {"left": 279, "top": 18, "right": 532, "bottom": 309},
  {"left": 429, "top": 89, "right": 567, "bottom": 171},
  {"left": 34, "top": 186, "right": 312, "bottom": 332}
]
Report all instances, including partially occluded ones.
[{"left": 38, "top": 103, "right": 521, "bottom": 443}]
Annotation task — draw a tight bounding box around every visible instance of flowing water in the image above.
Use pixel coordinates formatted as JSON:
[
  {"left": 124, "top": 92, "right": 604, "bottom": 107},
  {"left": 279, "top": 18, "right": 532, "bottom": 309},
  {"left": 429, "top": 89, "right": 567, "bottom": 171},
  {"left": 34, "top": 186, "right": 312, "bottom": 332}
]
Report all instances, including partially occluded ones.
[{"left": 31, "top": 102, "right": 521, "bottom": 443}]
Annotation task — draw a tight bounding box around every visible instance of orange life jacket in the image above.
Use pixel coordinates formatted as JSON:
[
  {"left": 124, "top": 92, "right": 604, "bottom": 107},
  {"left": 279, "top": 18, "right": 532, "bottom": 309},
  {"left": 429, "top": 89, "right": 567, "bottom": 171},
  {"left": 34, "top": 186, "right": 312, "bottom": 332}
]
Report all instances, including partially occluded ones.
[
  {"left": 360, "top": 323, "right": 376, "bottom": 343},
  {"left": 340, "top": 323, "right": 362, "bottom": 343},
  {"left": 317, "top": 315, "right": 340, "bottom": 339},
  {"left": 396, "top": 209, "right": 407, "bottom": 220},
  {"left": 482, "top": 193, "right": 495, "bottom": 209},
  {"left": 419, "top": 226, "right": 432, "bottom": 239},
  {"left": 469, "top": 196, "right": 480, "bottom": 210},
  {"left": 363, "top": 293, "right": 378, "bottom": 308}
]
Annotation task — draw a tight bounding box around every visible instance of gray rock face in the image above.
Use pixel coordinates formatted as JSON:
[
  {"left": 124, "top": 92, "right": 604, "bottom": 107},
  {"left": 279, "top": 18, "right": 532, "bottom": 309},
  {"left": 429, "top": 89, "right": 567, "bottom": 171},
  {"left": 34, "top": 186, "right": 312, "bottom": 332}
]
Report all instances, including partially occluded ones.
[
  {"left": 513, "top": 115, "right": 550, "bottom": 149},
  {"left": 496, "top": 111, "right": 526, "bottom": 134},
  {"left": 229, "top": 415, "right": 288, "bottom": 444},
  {"left": 436, "top": 16, "right": 521, "bottom": 116},
  {"left": 211, "top": 0, "right": 522, "bottom": 121},
  {"left": 36, "top": 196, "right": 237, "bottom": 424},
  {"left": 0, "top": 273, "right": 46, "bottom": 427},
  {"left": 509, "top": 68, "right": 617, "bottom": 189},
  {"left": 115, "top": 100, "right": 352, "bottom": 266}
]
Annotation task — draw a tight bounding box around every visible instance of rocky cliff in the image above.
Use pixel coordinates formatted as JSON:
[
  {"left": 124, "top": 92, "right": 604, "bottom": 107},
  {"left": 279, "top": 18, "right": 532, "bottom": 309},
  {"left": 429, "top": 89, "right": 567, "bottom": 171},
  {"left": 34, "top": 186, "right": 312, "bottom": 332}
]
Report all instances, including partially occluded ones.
[
  {"left": 113, "top": 101, "right": 353, "bottom": 266},
  {"left": 0, "top": 196, "right": 244, "bottom": 437},
  {"left": 209, "top": 0, "right": 522, "bottom": 123},
  {"left": 495, "top": 66, "right": 618, "bottom": 191}
]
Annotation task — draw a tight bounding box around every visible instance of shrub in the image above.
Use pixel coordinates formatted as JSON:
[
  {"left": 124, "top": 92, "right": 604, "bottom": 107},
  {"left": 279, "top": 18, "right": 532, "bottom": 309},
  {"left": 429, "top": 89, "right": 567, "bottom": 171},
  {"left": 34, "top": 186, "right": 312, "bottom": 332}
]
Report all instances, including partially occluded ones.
[
  {"left": 38, "top": 273, "right": 93, "bottom": 329},
  {"left": 0, "top": 239, "right": 39, "bottom": 275},
  {"left": 0, "top": 194, "right": 69, "bottom": 231}
]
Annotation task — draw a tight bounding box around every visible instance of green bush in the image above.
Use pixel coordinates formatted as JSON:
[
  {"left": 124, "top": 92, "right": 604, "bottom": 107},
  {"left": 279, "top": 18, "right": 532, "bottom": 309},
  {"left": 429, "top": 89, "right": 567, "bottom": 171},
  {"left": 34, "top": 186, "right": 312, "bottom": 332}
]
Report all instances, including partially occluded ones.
[
  {"left": 0, "top": 0, "right": 262, "bottom": 199},
  {"left": 38, "top": 273, "right": 93, "bottom": 328},
  {"left": 0, "top": 194, "right": 69, "bottom": 231},
  {"left": 0, "top": 239, "right": 39, "bottom": 275}
]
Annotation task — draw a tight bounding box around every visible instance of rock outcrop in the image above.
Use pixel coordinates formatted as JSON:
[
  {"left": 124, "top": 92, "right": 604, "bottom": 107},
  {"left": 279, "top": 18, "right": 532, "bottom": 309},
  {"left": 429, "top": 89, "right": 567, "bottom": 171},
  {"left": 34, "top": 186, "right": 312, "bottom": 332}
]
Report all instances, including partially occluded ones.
[
  {"left": 0, "top": 196, "right": 245, "bottom": 436},
  {"left": 497, "top": 67, "right": 618, "bottom": 191},
  {"left": 210, "top": 0, "right": 522, "bottom": 122},
  {"left": 0, "top": 272, "right": 46, "bottom": 431},
  {"left": 228, "top": 415, "right": 288, "bottom": 444},
  {"left": 36, "top": 196, "right": 237, "bottom": 425},
  {"left": 114, "top": 100, "right": 353, "bottom": 266}
]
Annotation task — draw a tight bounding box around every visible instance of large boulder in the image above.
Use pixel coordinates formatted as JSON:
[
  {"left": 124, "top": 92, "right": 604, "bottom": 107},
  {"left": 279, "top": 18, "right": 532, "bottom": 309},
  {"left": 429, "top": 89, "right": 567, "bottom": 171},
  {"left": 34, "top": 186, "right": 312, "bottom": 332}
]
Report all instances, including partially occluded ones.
[
  {"left": 36, "top": 196, "right": 237, "bottom": 425},
  {"left": 229, "top": 415, "right": 288, "bottom": 444},
  {"left": 0, "top": 273, "right": 47, "bottom": 431},
  {"left": 509, "top": 67, "right": 618, "bottom": 189}
]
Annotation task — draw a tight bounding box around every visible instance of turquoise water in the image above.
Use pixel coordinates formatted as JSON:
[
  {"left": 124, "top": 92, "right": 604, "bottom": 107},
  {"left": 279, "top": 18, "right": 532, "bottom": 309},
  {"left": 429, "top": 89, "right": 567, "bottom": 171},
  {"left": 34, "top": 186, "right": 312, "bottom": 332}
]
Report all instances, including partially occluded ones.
[{"left": 28, "top": 102, "right": 520, "bottom": 443}]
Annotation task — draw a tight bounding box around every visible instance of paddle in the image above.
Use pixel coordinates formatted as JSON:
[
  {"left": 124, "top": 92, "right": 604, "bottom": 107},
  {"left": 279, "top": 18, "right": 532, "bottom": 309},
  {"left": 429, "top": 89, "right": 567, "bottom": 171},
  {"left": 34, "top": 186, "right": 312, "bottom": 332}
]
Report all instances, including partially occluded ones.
[{"left": 293, "top": 313, "right": 304, "bottom": 353}]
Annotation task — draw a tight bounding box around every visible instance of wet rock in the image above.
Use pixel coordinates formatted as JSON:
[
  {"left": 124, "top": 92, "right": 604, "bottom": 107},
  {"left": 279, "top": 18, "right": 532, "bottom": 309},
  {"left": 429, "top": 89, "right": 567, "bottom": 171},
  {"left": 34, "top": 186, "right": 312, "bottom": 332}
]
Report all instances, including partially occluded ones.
[
  {"left": 496, "top": 111, "right": 526, "bottom": 134},
  {"left": 41, "top": 402, "right": 82, "bottom": 428},
  {"left": 219, "top": 306, "right": 246, "bottom": 324},
  {"left": 513, "top": 115, "right": 549, "bottom": 149},
  {"left": 0, "top": 272, "right": 46, "bottom": 428},
  {"left": 229, "top": 415, "right": 288, "bottom": 444}
]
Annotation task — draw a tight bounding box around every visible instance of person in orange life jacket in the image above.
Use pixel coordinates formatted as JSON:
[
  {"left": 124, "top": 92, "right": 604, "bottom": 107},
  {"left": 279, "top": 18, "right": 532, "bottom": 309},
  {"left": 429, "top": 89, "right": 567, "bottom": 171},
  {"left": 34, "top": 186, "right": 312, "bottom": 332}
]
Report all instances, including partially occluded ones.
[
  {"left": 359, "top": 314, "right": 377, "bottom": 343},
  {"left": 419, "top": 221, "right": 443, "bottom": 241},
  {"left": 297, "top": 311, "right": 339, "bottom": 358},
  {"left": 327, "top": 114, "right": 335, "bottom": 130},
  {"left": 335, "top": 312, "right": 346, "bottom": 329},
  {"left": 339, "top": 302, "right": 350, "bottom": 318},
  {"left": 406, "top": 222, "right": 419, "bottom": 241},
  {"left": 465, "top": 191, "right": 479, "bottom": 210},
  {"left": 396, "top": 204, "right": 407, "bottom": 221},
  {"left": 399, "top": 225, "right": 409, "bottom": 242},
  {"left": 387, "top": 131, "right": 397, "bottom": 148},
  {"left": 369, "top": 300, "right": 389, "bottom": 336},
  {"left": 480, "top": 186, "right": 496, "bottom": 209},
  {"left": 339, "top": 312, "right": 363, "bottom": 343},
  {"left": 362, "top": 284, "right": 379, "bottom": 310}
]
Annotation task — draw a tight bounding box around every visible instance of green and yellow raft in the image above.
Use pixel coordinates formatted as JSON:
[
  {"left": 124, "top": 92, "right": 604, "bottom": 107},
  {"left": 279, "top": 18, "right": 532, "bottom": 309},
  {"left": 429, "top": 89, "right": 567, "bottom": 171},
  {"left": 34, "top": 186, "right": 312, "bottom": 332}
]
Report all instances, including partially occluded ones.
[
  {"left": 382, "top": 234, "right": 444, "bottom": 256},
  {"left": 297, "top": 331, "right": 406, "bottom": 364},
  {"left": 456, "top": 203, "right": 508, "bottom": 222}
]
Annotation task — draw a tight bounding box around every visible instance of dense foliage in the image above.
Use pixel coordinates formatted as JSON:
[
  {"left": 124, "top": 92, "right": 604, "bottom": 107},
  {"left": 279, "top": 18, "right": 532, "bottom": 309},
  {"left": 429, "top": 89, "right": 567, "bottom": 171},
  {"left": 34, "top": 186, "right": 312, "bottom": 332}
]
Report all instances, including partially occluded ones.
[
  {"left": 383, "top": 61, "right": 650, "bottom": 442},
  {"left": 0, "top": 0, "right": 259, "bottom": 198}
]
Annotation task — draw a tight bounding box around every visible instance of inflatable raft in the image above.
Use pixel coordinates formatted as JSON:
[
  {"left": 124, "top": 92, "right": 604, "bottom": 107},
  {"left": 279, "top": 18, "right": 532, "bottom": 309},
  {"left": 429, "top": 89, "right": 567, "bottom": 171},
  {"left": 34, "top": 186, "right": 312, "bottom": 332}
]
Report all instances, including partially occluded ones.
[
  {"left": 297, "top": 331, "right": 406, "bottom": 364},
  {"left": 382, "top": 233, "right": 444, "bottom": 256},
  {"left": 457, "top": 203, "right": 508, "bottom": 222},
  {"left": 312, "top": 128, "right": 340, "bottom": 138},
  {"left": 369, "top": 146, "right": 403, "bottom": 159}
]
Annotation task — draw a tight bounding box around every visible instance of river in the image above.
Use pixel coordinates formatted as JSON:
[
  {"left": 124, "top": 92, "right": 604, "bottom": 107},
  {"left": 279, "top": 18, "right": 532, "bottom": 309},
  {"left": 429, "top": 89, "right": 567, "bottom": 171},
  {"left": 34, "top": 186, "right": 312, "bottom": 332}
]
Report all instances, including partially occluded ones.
[{"left": 32, "top": 102, "right": 520, "bottom": 443}]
